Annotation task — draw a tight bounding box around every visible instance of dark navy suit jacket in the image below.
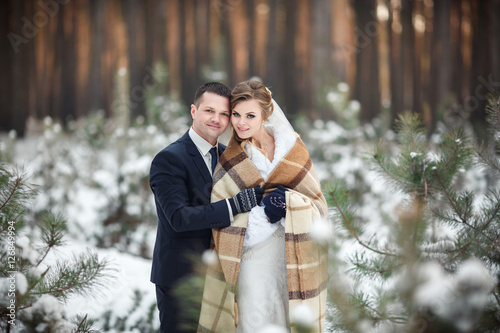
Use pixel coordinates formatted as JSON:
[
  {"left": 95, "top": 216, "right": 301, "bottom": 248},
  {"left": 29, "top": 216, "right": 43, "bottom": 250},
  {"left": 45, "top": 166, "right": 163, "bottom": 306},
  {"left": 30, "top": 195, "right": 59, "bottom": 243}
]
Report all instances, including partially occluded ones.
[{"left": 149, "top": 131, "right": 230, "bottom": 286}]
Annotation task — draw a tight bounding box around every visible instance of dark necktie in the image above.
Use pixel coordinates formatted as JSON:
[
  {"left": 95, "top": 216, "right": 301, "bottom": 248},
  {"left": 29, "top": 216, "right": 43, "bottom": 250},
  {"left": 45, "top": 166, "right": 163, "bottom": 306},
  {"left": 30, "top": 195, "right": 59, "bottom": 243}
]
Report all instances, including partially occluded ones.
[{"left": 209, "top": 146, "right": 217, "bottom": 174}]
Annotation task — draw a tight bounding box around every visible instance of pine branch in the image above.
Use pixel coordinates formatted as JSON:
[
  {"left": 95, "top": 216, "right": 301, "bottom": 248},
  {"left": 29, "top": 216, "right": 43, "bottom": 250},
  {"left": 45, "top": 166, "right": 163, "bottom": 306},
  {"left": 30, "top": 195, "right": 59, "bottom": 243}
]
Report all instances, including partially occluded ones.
[
  {"left": 349, "top": 253, "right": 400, "bottom": 279},
  {"left": 0, "top": 175, "right": 20, "bottom": 212},
  {"left": 443, "top": 140, "right": 460, "bottom": 169},
  {"left": 18, "top": 267, "right": 50, "bottom": 309},
  {"left": 0, "top": 166, "right": 35, "bottom": 236},
  {"left": 35, "top": 211, "right": 68, "bottom": 266},
  {"left": 432, "top": 205, "right": 463, "bottom": 226},
  {"left": 477, "top": 93, "right": 500, "bottom": 175},
  {"left": 72, "top": 313, "right": 101, "bottom": 333},
  {"left": 36, "top": 246, "right": 52, "bottom": 269},
  {"left": 32, "top": 250, "right": 113, "bottom": 301},
  {"left": 76, "top": 314, "right": 88, "bottom": 332},
  {"left": 478, "top": 191, "right": 500, "bottom": 241},
  {"left": 369, "top": 113, "right": 436, "bottom": 198},
  {"left": 394, "top": 113, "right": 426, "bottom": 147},
  {"left": 433, "top": 169, "right": 478, "bottom": 232},
  {"left": 431, "top": 128, "right": 473, "bottom": 194},
  {"left": 448, "top": 242, "right": 473, "bottom": 263},
  {"left": 329, "top": 189, "right": 398, "bottom": 258},
  {"left": 371, "top": 147, "right": 414, "bottom": 190},
  {"left": 476, "top": 143, "right": 500, "bottom": 175},
  {"left": 446, "top": 192, "right": 500, "bottom": 263},
  {"left": 363, "top": 301, "right": 407, "bottom": 324},
  {"left": 493, "top": 291, "right": 500, "bottom": 307},
  {"left": 328, "top": 284, "right": 378, "bottom": 332},
  {"left": 48, "top": 312, "right": 98, "bottom": 333},
  {"left": 485, "top": 92, "right": 500, "bottom": 134}
]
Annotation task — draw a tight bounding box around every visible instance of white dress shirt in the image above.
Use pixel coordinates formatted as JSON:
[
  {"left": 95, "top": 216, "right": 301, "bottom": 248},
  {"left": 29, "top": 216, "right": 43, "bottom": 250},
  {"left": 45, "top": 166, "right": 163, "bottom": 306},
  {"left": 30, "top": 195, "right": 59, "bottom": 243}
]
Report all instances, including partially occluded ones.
[
  {"left": 189, "top": 127, "right": 219, "bottom": 175},
  {"left": 189, "top": 127, "right": 234, "bottom": 221}
]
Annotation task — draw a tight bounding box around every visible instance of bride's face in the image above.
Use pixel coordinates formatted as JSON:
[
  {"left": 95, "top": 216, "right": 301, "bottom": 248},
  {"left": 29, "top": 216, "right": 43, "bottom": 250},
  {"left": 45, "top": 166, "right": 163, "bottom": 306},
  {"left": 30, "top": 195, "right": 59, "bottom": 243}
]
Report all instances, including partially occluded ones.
[{"left": 231, "top": 99, "right": 265, "bottom": 140}]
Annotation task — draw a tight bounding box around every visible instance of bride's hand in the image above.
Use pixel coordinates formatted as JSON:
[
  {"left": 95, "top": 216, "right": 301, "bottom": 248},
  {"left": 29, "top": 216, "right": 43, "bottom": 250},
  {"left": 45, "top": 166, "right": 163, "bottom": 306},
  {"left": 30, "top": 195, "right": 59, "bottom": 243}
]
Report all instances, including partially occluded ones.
[{"left": 263, "top": 186, "right": 288, "bottom": 223}]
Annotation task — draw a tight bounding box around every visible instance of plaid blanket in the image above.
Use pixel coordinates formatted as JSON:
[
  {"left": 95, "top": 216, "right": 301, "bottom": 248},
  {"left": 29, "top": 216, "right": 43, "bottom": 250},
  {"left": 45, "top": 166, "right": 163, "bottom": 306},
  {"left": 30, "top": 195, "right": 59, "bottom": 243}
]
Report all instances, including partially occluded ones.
[{"left": 198, "top": 134, "right": 328, "bottom": 333}]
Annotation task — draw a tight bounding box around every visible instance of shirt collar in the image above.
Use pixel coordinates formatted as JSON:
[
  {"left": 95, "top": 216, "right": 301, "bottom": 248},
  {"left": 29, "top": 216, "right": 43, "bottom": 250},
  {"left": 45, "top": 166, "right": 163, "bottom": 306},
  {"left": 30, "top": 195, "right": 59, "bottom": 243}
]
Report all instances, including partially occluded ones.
[{"left": 189, "top": 127, "right": 216, "bottom": 155}]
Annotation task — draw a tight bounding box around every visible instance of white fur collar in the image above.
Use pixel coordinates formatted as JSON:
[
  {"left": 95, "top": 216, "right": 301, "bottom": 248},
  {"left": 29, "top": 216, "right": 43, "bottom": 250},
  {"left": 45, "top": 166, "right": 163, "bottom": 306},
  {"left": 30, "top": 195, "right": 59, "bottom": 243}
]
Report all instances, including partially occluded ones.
[
  {"left": 243, "top": 123, "right": 296, "bottom": 247},
  {"left": 244, "top": 123, "right": 297, "bottom": 181}
]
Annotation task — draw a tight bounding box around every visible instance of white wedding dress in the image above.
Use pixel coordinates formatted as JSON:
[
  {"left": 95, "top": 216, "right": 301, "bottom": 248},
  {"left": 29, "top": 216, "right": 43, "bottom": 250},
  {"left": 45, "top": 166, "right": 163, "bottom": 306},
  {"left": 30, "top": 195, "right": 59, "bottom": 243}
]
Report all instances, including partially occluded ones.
[{"left": 236, "top": 122, "right": 296, "bottom": 333}]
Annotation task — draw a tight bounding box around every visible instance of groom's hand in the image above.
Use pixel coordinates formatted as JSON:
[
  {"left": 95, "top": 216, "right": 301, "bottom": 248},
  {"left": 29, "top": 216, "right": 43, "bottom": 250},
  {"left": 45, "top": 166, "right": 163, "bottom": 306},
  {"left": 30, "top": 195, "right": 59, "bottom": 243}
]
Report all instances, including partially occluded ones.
[{"left": 229, "top": 186, "right": 264, "bottom": 215}]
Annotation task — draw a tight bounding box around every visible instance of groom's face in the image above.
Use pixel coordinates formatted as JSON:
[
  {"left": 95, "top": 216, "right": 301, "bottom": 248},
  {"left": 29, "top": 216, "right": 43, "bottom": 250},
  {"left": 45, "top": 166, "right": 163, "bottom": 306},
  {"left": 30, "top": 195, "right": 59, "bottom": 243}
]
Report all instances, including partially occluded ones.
[{"left": 191, "top": 92, "right": 230, "bottom": 146}]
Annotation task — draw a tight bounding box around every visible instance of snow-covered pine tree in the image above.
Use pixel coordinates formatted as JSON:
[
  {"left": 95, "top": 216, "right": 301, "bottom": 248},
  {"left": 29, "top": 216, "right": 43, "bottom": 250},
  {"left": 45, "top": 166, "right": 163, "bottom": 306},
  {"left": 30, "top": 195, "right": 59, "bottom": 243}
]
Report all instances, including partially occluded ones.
[
  {"left": 327, "top": 94, "right": 499, "bottom": 332},
  {"left": 0, "top": 165, "right": 111, "bottom": 333}
]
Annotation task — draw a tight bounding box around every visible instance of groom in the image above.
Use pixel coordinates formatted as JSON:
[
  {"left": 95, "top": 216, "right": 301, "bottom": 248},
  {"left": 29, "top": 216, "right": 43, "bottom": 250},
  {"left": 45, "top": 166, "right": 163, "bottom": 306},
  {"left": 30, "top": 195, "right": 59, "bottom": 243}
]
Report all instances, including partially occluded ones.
[{"left": 149, "top": 82, "right": 263, "bottom": 333}]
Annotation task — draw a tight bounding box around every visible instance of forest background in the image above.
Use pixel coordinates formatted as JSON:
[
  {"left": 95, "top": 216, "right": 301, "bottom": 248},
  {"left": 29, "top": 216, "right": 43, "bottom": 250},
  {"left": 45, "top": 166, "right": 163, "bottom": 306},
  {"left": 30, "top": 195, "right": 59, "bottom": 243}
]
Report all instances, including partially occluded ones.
[{"left": 1, "top": 0, "right": 499, "bottom": 137}]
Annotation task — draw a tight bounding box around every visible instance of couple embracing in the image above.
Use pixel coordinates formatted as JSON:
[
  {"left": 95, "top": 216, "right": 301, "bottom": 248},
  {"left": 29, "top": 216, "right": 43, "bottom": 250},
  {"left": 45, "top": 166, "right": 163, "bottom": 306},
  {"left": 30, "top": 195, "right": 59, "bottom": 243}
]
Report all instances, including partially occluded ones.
[{"left": 150, "top": 80, "right": 328, "bottom": 333}]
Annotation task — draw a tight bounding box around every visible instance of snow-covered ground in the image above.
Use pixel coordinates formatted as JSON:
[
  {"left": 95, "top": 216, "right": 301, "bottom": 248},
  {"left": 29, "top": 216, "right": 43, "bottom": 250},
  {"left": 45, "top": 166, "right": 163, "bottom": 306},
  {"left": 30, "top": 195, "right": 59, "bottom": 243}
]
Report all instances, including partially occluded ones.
[{"left": 43, "top": 241, "right": 159, "bottom": 330}]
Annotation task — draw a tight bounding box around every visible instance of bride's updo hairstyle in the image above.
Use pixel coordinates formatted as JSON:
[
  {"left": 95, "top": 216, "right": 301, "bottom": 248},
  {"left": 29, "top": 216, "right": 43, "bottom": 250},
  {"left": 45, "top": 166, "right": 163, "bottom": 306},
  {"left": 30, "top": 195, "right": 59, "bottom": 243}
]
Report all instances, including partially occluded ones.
[{"left": 230, "top": 80, "right": 274, "bottom": 148}]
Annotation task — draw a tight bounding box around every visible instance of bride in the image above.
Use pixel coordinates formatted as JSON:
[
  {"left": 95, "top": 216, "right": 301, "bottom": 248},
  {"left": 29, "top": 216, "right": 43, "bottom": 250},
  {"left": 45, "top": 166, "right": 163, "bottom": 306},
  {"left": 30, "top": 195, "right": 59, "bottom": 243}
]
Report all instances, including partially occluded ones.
[{"left": 198, "top": 80, "right": 328, "bottom": 332}]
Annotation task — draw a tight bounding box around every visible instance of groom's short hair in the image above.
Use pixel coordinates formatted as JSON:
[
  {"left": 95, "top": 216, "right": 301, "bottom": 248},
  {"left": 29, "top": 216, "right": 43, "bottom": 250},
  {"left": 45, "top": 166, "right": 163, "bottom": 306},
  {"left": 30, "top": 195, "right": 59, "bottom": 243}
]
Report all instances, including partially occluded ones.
[{"left": 194, "top": 82, "right": 232, "bottom": 107}]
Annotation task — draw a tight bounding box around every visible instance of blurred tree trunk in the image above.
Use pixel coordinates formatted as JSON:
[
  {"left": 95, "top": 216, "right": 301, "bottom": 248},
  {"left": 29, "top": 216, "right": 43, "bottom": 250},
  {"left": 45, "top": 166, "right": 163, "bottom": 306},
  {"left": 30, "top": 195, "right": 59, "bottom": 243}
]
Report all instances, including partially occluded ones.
[
  {"left": 400, "top": 0, "right": 414, "bottom": 115},
  {"left": 167, "top": 0, "right": 181, "bottom": 99},
  {"left": 469, "top": 0, "right": 492, "bottom": 137},
  {"left": 0, "top": 0, "right": 12, "bottom": 133},
  {"left": 57, "top": 2, "right": 77, "bottom": 125},
  {"left": 283, "top": 0, "right": 298, "bottom": 117},
  {"left": 186, "top": 0, "right": 198, "bottom": 96},
  {"left": 428, "top": 0, "right": 451, "bottom": 133},
  {"left": 492, "top": 0, "right": 500, "bottom": 86},
  {"left": 352, "top": 0, "right": 380, "bottom": 122},
  {"left": 413, "top": 0, "right": 426, "bottom": 123},
  {"left": 294, "top": 0, "right": 312, "bottom": 115},
  {"left": 409, "top": 0, "right": 424, "bottom": 119},
  {"left": 125, "top": 0, "right": 147, "bottom": 120},
  {"left": 265, "top": 0, "right": 279, "bottom": 91},
  {"left": 151, "top": 0, "right": 166, "bottom": 66},
  {"left": 387, "top": 0, "right": 404, "bottom": 126},
  {"left": 8, "top": 0, "right": 31, "bottom": 136},
  {"left": 106, "top": 0, "right": 126, "bottom": 118},
  {"left": 207, "top": 0, "right": 219, "bottom": 72},
  {"left": 196, "top": 0, "right": 210, "bottom": 86},
  {"left": 312, "top": 0, "right": 333, "bottom": 118},
  {"left": 180, "top": 0, "right": 197, "bottom": 104},
  {"left": 450, "top": 0, "right": 465, "bottom": 106},
  {"left": 74, "top": 0, "right": 90, "bottom": 119},
  {"left": 221, "top": 3, "right": 234, "bottom": 87},
  {"left": 144, "top": 0, "right": 155, "bottom": 69},
  {"left": 246, "top": 0, "right": 256, "bottom": 77},
  {"left": 229, "top": 1, "right": 249, "bottom": 84},
  {"left": 331, "top": 0, "right": 353, "bottom": 86},
  {"left": 88, "top": 0, "right": 105, "bottom": 113},
  {"left": 253, "top": 0, "right": 269, "bottom": 79},
  {"left": 33, "top": 0, "right": 56, "bottom": 121}
]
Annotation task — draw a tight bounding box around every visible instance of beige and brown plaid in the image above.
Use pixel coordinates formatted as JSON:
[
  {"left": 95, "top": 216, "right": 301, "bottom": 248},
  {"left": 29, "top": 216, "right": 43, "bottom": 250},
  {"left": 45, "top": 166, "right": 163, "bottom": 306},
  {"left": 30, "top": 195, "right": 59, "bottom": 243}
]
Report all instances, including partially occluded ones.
[{"left": 198, "top": 135, "right": 328, "bottom": 333}]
